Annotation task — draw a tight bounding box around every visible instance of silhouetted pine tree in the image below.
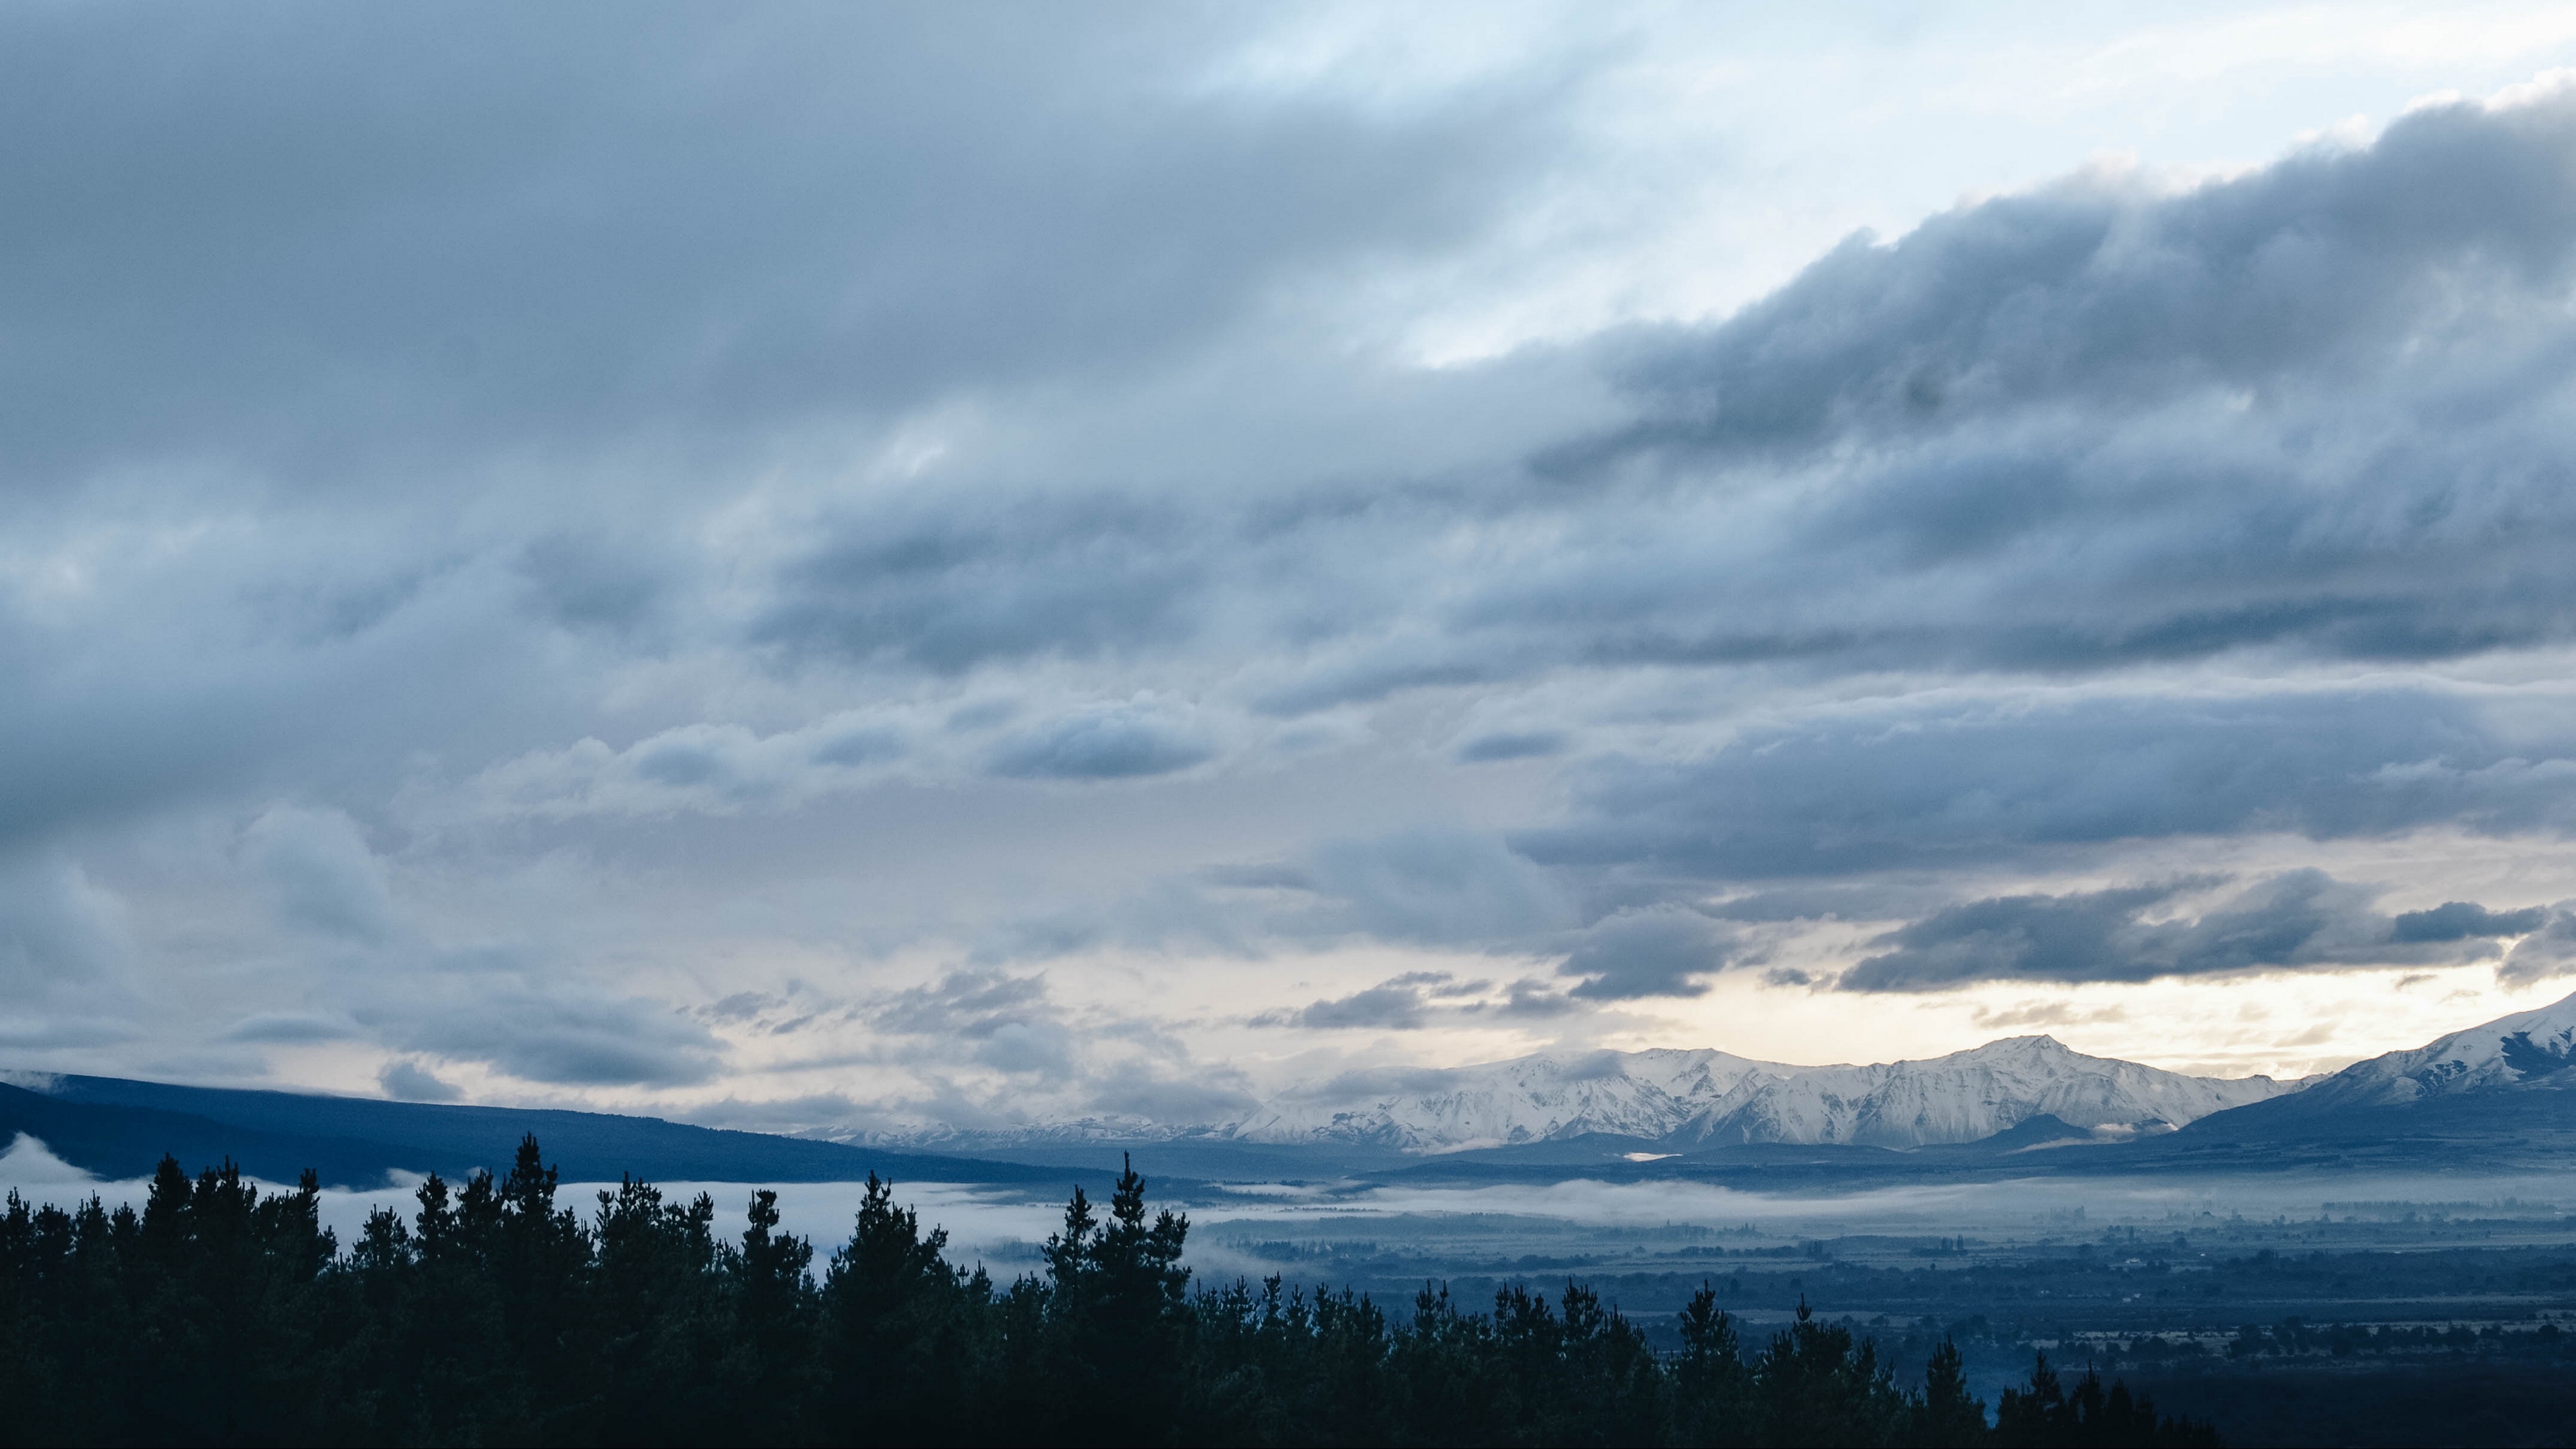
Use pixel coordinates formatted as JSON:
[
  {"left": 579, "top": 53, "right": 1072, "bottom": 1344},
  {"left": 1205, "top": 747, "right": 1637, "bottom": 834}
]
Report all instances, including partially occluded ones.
[
  {"left": 498, "top": 1134, "right": 590, "bottom": 1440},
  {"left": 1996, "top": 1352, "right": 2217, "bottom": 1448},
  {"left": 1085, "top": 1154, "right": 1193, "bottom": 1439},
  {"left": 1994, "top": 1349, "right": 2066, "bottom": 1446},
  {"left": 1904, "top": 1336, "right": 1988, "bottom": 1448},
  {"left": 0, "top": 1191, "right": 40, "bottom": 1444},
  {"left": 1185, "top": 1275, "right": 1394, "bottom": 1446},
  {"left": 1389, "top": 1281, "right": 1512, "bottom": 1444},
  {"left": 819, "top": 1171, "right": 987, "bottom": 1444},
  {"left": 724, "top": 1187, "right": 816, "bottom": 1434},
  {"left": 0, "top": 1136, "right": 2259, "bottom": 1448},
  {"left": 1671, "top": 1282, "right": 1752, "bottom": 1446},
  {"left": 590, "top": 1175, "right": 727, "bottom": 1444},
  {"left": 1753, "top": 1298, "right": 1910, "bottom": 1446},
  {"left": 1548, "top": 1280, "right": 1666, "bottom": 1446},
  {"left": 0, "top": 1188, "right": 123, "bottom": 1445}
]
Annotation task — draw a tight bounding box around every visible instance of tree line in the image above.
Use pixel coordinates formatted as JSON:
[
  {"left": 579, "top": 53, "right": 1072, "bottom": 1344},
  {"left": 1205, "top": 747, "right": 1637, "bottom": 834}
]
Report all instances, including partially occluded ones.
[{"left": 0, "top": 1136, "right": 2216, "bottom": 1446}]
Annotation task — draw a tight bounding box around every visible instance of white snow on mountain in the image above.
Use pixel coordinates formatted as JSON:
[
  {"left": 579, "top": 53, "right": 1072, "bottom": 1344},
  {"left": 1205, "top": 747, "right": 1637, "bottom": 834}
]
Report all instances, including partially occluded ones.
[
  {"left": 1663, "top": 1036, "right": 2293, "bottom": 1149},
  {"left": 1228, "top": 1049, "right": 1788, "bottom": 1151},
  {"left": 1223, "top": 1036, "right": 2298, "bottom": 1152},
  {"left": 873, "top": 998, "right": 2576, "bottom": 1154},
  {"left": 2278, "top": 989, "right": 2576, "bottom": 1110}
]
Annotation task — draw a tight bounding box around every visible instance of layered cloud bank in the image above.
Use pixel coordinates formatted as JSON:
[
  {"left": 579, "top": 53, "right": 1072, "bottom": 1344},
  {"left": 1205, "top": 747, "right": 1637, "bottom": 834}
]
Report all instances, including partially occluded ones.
[{"left": 8, "top": 6, "right": 2576, "bottom": 1126}]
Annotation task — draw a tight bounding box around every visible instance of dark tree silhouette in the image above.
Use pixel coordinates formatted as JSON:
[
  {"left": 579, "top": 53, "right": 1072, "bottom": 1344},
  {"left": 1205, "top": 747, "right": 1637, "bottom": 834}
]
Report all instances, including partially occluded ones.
[
  {"left": 1754, "top": 1297, "right": 1910, "bottom": 1446},
  {"left": 0, "top": 1136, "right": 2231, "bottom": 1448},
  {"left": 1997, "top": 1351, "right": 2218, "bottom": 1447},
  {"left": 1909, "top": 1336, "right": 1988, "bottom": 1447}
]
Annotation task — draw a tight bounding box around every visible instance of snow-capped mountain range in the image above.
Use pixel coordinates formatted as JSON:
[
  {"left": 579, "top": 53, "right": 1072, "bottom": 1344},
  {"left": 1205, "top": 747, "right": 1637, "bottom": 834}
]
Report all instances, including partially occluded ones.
[
  {"left": 883, "top": 992, "right": 2576, "bottom": 1157},
  {"left": 1230, "top": 1048, "right": 1782, "bottom": 1150},
  {"left": 888, "top": 1035, "right": 2312, "bottom": 1155},
  {"left": 1228, "top": 1036, "right": 2298, "bottom": 1152}
]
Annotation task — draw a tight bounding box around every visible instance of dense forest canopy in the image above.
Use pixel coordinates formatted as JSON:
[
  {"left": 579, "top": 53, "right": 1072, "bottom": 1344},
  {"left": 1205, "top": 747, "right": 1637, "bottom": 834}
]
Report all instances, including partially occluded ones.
[{"left": 0, "top": 1137, "right": 2214, "bottom": 1446}]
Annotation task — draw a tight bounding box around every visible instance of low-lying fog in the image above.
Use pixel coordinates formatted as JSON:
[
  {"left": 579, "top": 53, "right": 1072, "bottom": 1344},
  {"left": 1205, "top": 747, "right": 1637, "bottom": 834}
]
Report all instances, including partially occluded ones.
[{"left": 10, "top": 1130, "right": 2573, "bottom": 1294}]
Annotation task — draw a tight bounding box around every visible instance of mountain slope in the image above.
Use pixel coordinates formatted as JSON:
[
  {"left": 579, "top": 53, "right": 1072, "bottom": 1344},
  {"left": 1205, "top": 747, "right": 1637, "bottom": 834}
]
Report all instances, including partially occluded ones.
[
  {"left": 2261, "top": 990, "right": 2576, "bottom": 1114},
  {"left": 2160, "top": 989, "right": 2576, "bottom": 1159}
]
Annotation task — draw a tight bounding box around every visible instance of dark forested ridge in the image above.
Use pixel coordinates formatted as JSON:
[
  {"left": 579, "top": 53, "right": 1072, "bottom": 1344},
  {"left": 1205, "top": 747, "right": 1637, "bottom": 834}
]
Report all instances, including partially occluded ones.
[
  {"left": 0, "top": 1137, "right": 2214, "bottom": 1448},
  {"left": 0, "top": 1076, "right": 1065, "bottom": 1187}
]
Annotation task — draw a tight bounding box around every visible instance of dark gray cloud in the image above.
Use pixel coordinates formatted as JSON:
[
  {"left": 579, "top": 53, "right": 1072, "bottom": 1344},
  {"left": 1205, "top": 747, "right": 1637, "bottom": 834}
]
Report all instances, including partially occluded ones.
[
  {"left": 871, "top": 971, "right": 1052, "bottom": 1040},
  {"left": 219, "top": 1012, "right": 362, "bottom": 1044},
  {"left": 1593, "top": 97, "right": 2576, "bottom": 464},
  {"left": 1181, "top": 90, "right": 2576, "bottom": 720},
  {"left": 2501, "top": 908, "right": 2576, "bottom": 985},
  {"left": 1255, "top": 984, "right": 1432, "bottom": 1031},
  {"left": 1839, "top": 869, "right": 2516, "bottom": 991},
  {"left": 1250, "top": 970, "right": 1519, "bottom": 1029},
  {"left": 1493, "top": 980, "right": 1582, "bottom": 1018},
  {"left": 0, "top": 5, "right": 1558, "bottom": 491},
  {"left": 377, "top": 1059, "right": 462, "bottom": 1103},
  {"left": 1295, "top": 830, "right": 1574, "bottom": 945},
  {"left": 2392, "top": 900, "right": 2550, "bottom": 943},
  {"left": 1495, "top": 93, "right": 2576, "bottom": 674},
  {"left": 1560, "top": 906, "right": 1737, "bottom": 1000},
  {"left": 1521, "top": 688, "right": 2576, "bottom": 878},
  {"left": 987, "top": 700, "right": 1214, "bottom": 781},
  {"left": 726, "top": 77, "right": 2576, "bottom": 712},
  {"left": 394, "top": 989, "right": 722, "bottom": 1086},
  {"left": 1456, "top": 731, "right": 1569, "bottom": 763},
  {"left": 517, "top": 535, "right": 674, "bottom": 641},
  {"left": 761, "top": 500, "right": 1208, "bottom": 676}
]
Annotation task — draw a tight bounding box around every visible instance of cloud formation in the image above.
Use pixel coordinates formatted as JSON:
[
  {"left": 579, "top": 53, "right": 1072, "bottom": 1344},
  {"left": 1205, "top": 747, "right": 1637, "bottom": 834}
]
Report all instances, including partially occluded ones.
[
  {"left": 393, "top": 988, "right": 723, "bottom": 1088},
  {"left": 1523, "top": 688, "right": 2576, "bottom": 879},
  {"left": 987, "top": 698, "right": 1216, "bottom": 782},
  {"left": 1841, "top": 871, "right": 2542, "bottom": 992},
  {"left": 246, "top": 807, "right": 398, "bottom": 942},
  {"left": 11, "top": 10, "right": 2576, "bottom": 1119},
  {"left": 1560, "top": 907, "right": 1738, "bottom": 1000},
  {"left": 2500, "top": 908, "right": 2576, "bottom": 985}
]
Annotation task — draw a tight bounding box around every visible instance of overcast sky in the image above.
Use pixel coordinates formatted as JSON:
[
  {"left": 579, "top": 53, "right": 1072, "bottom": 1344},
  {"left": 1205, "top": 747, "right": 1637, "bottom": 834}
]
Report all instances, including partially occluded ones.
[{"left": 15, "top": 2, "right": 2576, "bottom": 1132}]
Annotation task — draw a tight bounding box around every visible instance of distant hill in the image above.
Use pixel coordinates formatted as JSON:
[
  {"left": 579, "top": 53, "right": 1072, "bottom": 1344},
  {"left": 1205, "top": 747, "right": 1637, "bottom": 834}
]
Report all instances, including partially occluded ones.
[{"left": 0, "top": 1075, "right": 1070, "bottom": 1189}]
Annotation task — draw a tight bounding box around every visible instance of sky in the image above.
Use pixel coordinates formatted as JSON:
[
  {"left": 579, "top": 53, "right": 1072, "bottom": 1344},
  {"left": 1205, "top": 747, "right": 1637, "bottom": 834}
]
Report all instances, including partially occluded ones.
[{"left": 15, "top": 2, "right": 2576, "bottom": 1134}]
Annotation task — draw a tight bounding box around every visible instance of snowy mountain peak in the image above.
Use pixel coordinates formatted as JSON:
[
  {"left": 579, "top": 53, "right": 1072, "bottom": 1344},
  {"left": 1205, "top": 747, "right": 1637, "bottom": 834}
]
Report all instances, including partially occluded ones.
[
  {"left": 1952, "top": 1034, "right": 2081, "bottom": 1063},
  {"left": 1226, "top": 1046, "right": 1798, "bottom": 1152}
]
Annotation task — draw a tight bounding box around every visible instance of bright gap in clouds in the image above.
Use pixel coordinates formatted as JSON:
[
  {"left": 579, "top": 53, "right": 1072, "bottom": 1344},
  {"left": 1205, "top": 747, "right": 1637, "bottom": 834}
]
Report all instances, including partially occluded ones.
[
  {"left": 1237, "top": 1, "right": 2576, "bottom": 364},
  {"left": 7, "top": 3, "right": 2576, "bottom": 1130}
]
